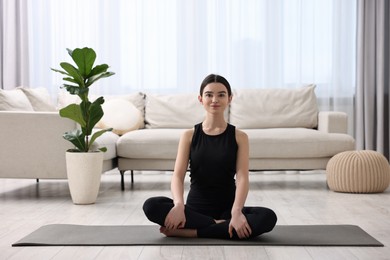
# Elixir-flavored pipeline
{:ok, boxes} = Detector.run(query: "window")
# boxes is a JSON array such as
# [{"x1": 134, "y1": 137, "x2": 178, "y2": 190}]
[{"x1": 27, "y1": 0, "x2": 356, "y2": 104}]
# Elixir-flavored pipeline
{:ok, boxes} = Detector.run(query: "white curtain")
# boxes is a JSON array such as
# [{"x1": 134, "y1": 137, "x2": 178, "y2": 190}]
[
  {"x1": 25, "y1": 0, "x2": 357, "y2": 133},
  {"x1": 0, "y1": 0, "x2": 29, "y2": 89}
]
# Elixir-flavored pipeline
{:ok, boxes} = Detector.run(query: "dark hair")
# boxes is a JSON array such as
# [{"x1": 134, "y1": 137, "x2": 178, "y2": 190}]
[{"x1": 200, "y1": 74, "x2": 232, "y2": 97}]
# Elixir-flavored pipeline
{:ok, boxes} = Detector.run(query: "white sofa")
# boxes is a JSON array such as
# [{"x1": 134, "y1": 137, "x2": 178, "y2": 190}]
[
  {"x1": 0, "y1": 111, "x2": 118, "y2": 179},
  {"x1": 116, "y1": 85, "x2": 355, "y2": 188},
  {"x1": 0, "y1": 86, "x2": 355, "y2": 189},
  {"x1": 0, "y1": 88, "x2": 118, "y2": 180}
]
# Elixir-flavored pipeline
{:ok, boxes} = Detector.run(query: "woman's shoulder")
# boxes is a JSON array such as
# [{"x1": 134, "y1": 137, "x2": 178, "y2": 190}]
[
  {"x1": 183, "y1": 128, "x2": 195, "y2": 136},
  {"x1": 181, "y1": 128, "x2": 195, "y2": 141},
  {"x1": 234, "y1": 128, "x2": 248, "y2": 143},
  {"x1": 229, "y1": 123, "x2": 246, "y2": 136}
]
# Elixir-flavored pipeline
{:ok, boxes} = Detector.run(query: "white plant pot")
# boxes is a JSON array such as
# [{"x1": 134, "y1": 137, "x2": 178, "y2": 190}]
[{"x1": 66, "y1": 151, "x2": 104, "y2": 205}]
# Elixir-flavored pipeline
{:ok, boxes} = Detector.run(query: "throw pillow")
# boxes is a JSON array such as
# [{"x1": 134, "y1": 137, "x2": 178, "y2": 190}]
[
  {"x1": 58, "y1": 91, "x2": 146, "y2": 129},
  {"x1": 93, "y1": 92, "x2": 145, "y2": 129},
  {"x1": 93, "y1": 92, "x2": 145, "y2": 116},
  {"x1": 18, "y1": 87, "x2": 57, "y2": 111},
  {"x1": 0, "y1": 88, "x2": 34, "y2": 111},
  {"x1": 229, "y1": 85, "x2": 318, "y2": 129},
  {"x1": 96, "y1": 98, "x2": 143, "y2": 135}
]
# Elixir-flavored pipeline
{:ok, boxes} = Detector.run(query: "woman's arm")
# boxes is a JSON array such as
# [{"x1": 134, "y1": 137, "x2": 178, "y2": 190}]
[
  {"x1": 229, "y1": 129, "x2": 251, "y2": 238},
  {"x1": 164, "y1": 129, "x2": 193, "y2": 230}
]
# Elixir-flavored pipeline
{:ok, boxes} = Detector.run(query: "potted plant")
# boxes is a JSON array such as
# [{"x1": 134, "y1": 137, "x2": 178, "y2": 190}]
[{"x1": 52, "y1": 47, "x2": 115, "y2": 204}]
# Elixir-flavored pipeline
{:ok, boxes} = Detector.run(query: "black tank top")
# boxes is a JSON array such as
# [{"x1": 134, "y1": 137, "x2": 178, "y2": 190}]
[{"x1": 186, "y1": 123, "x2": 238, "y2": 217}]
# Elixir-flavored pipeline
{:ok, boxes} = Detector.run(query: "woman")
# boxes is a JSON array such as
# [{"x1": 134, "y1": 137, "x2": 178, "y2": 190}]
[{"x1": 143, "y1": 74, "x2": 277, "y2": 239}]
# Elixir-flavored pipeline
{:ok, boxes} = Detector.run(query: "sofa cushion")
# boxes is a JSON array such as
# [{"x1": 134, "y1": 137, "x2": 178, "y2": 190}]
[
  {"x1": 145, "y1": 93, "x2": 205, "y2": 128},
  {"x1": 117, "y1": 127, "x2": 355, "y2": 161},
  {"x1": 117, "y1": 129, "x2": 187, "y2": 159},
  {"x1": 244, "y1": 128, "x2": 355, "y2": 158},
  {"x1": 230, "y1": 85, "x2": 318, "y2": 129},
  {"x1": 18, "y1": 87, "x2": 57, "y2": 111},
  {"x1": 0, "y1": 88, "x2": 34, "y2": 111},
  {"x1": 96, "y1": 98, "x2": 143, "y2": 135}
]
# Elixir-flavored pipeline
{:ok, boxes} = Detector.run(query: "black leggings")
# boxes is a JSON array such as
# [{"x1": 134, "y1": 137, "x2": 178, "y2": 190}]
[{"x1": 143, "y1": 196, "x2": 277, "y2": 239}]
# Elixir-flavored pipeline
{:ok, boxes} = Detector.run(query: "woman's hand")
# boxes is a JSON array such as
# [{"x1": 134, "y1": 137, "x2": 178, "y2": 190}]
[
  {"x1": 164, "y1": 204, "x2": 186, "y2": 230},
  {"x1": 228, "y1": 211, "x2": 252, "y2": 239}
]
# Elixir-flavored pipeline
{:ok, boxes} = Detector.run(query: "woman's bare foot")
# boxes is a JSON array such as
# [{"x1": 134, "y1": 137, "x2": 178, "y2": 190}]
[
  {"x1": 160, "y1": 226, "x2": 197, "y2": 238},
  {"x1": 214, "y1": 219, "x2": 226, "y2": 224}
]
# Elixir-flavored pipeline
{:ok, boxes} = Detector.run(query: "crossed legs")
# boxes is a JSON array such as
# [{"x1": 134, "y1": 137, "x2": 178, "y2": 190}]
[{"x1": 143, "y1": 196, "x2": 277, "y2": 239}]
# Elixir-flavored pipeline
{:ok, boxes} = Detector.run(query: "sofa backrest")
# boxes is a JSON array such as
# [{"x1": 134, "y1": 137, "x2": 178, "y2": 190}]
[
  {"x1": 4, "y1": 86, "x2": 319, "y2": 133},
  {"x1": 0, "y1": 87, "x2": 56, "y2": 111},
  {"x1": 229, "y1": 85, "x2": 318, "y2": 129},
  {"x1": 144, "y1": 92, "x2": 205, "y2": 128}
]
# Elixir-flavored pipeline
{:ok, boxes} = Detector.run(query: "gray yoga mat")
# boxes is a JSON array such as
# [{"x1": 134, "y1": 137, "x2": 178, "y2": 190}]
[{"x1": 12, "y1": 224, "x2": 383, "y2": 247}]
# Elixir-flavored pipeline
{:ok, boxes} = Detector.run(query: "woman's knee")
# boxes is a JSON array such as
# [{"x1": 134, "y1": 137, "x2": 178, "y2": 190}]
[
  {"x1": 143, "y1": 196, "x2": 173, "y2": 224},
  {"x1": 143, "y1": 197, "x2": 156, "y2": 216},
  {"x1": 245, "y1": 207, "x2": 277, "y2": 234},
  {"x1": 263, "y1": 208, "x2": 277, "y2": 231},
  {"x1": 255, "y1": 207, "x2": 277, "y2": 226}
]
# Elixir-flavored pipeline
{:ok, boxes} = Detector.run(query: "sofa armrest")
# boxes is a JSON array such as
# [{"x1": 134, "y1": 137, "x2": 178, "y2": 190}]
[
  {"x1": 317, "y1": 111, "x2": 348, "y2": 134},
  {"x1": 0, "y1": 111, "x2": 76, "y2": 179}
]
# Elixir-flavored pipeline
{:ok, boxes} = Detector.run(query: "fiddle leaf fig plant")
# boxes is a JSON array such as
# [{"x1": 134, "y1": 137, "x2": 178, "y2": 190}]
[{"x1": 51, "y1": 47, "x2": 115, "y2": 152}]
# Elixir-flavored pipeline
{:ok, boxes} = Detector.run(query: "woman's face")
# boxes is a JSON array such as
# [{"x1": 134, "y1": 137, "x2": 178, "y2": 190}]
[{"x1": 198, "y1": 82, "x2": 232, "y2": 114}]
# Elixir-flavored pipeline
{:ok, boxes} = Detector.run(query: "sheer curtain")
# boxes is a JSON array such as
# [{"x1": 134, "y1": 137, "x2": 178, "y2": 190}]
[
  {"x1": 0, "y1": 0, "x2": 29, "y2": 89},
  {"x1": 26, "y1": 0, "x2": 357, "y2": 133}
]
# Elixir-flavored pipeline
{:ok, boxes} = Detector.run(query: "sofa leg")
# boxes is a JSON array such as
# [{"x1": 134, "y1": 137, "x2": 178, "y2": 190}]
[
  {"x1": 120, "y1": 170, "x2": 125, "y2": 191},
  {"x1": 120, "y1": 170, "x2": 134, "y2": 191}
]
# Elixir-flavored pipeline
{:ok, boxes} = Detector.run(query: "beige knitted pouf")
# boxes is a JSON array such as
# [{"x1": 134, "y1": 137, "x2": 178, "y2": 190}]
[{"x1": 326, "y1": 150, "x2": 390, "y2": 193}]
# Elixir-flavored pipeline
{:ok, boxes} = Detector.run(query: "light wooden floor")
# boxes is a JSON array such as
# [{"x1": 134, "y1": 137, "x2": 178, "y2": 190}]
[{"x1": 1, "y1": 169, "x2": 389, "y2": 260}]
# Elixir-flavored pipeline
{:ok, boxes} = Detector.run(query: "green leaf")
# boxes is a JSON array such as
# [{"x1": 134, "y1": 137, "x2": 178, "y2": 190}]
[
  {"x1": 61, "y1": 84, "x2": 80, "y2": 95},
  {"x1": 66, "y1": 48, "x2": 73, "y2": 57},
  {"x1": 98, "y1": 147, "x2": 107, "y2": 152},
  {"x1": 89, "y1": 128, "x2": 112, "y2": 152},
  {"x1": 51, "y1": 68, "x2": 69, "y2": 76},
  {"x1": 60, "y1": 62, "x2": 84, "y2": 86},
  {"x1": 86, "y1": 97, "x2": 105, "y2": 135},
  {"x1": 88, "y1": 64, "x2": 109, "y2": 77},
  {"x1": 63, "y1": 129, "x2": 86, "y2": 152},
  {"x1": 86, "y1": 71, "x2": 115, "y2": 87},
  {"x1": 72, "y1": 48, "x2": 96, "y2": 78},
  {"x1": 63, "y1": 77, "x2": 78, "y2": 84},
  {"x1": 79, "y1": 100, "x2": 90, "y2": 130},
  {"x1": 59, "y1": 104, "x2": 86, "y2": 127}
]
